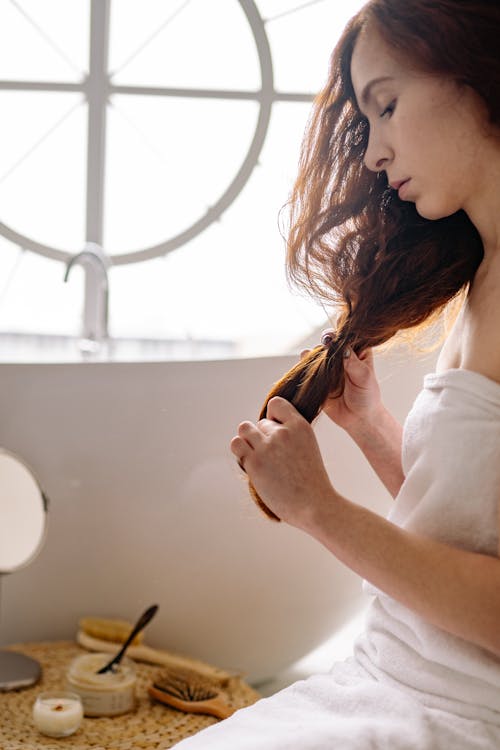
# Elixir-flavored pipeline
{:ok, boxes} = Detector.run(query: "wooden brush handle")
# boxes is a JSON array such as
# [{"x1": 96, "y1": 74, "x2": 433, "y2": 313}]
[
  {"x1": 148, "y1": 685, "x2": 236, "y2": 720},
  {"x1": 76, "y1": 630, "x2": 234, "y2": 686}
]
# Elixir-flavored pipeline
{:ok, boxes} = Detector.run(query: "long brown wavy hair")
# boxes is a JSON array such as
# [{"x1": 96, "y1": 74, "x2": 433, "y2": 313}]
[{"x1": 249, "y1": 0, "x2": 499, "y2": 521}]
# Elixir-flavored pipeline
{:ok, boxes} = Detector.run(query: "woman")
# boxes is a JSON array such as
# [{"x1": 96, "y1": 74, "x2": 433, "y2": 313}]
[{"x1": 175, "y1": 1, "x2": 500, "y2": 747}]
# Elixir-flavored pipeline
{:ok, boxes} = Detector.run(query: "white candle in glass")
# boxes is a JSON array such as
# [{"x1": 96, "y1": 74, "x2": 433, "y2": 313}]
[{"x1": 32, "y1": 691, "x2": 84, "y2": 737}]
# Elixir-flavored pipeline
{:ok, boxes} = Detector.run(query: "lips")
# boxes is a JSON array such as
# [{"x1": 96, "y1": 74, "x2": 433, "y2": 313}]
[{"x1": 389, "y1": 179, "x2": 410, "y2": 191}]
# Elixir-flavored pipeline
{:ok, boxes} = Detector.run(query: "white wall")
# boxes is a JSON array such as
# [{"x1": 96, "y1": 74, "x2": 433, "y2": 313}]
[{"x1": 0, "y1": 347, "x2": 437, "y2": 684}]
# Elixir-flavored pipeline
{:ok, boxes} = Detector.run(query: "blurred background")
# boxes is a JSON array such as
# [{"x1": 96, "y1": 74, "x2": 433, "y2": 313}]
[{"x1": 0, "y1": 0, "x2": 365, "y2": 363}]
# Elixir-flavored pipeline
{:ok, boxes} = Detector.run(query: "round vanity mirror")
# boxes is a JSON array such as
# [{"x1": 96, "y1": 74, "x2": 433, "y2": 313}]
[{"x1": 0, "y1": 449, "x2": 48, "y2": 690}]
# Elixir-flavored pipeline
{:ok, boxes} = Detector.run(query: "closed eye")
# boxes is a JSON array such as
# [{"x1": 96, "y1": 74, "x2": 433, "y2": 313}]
[{"x1": 380, "y1": 99, "x2": 396, "y2": 118}]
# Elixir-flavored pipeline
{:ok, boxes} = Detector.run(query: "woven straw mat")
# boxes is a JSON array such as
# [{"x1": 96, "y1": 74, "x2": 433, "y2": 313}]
[{"x1": 0, "y1": 641, "x2": 261, "y2": 750}]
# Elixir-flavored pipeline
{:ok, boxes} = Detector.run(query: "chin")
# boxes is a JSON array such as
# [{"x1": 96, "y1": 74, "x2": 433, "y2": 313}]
[{"x1": 414, "y1": 199, "x2": 458, "y2": 221}]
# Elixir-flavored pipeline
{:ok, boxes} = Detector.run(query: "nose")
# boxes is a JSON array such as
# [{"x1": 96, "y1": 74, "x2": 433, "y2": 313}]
[{"x1": 363, "y1": 129, "x2": 393, "y2": 173}]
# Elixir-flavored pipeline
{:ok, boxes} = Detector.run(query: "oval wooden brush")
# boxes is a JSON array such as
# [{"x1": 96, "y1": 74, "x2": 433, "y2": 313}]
[
  {"x1": 79, "y1": 616, "x2": 145, "y2": 646},
  {"x1": 149, "y1": 666, "x2": 237, "y2": 720},
  {"x1": 77, "y1": 620, "x2": 234, "y2": 687}
]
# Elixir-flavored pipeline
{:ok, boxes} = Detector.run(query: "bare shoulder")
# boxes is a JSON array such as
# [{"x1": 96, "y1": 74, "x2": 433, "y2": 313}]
[
  {"x1": 456, "y1": 267, "x2": 500, "y2": 383},
  {"x1": 440, "y1": 269, "x2": 500, "y2": 556}
]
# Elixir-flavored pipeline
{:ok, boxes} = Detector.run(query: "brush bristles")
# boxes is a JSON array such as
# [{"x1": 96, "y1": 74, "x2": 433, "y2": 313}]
[{"x1": 154, "y1": 667, "x2": 218, "y2": 702}]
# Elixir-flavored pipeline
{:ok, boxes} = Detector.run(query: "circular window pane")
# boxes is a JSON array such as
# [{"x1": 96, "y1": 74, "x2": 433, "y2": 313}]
[
  {"x1": 0, "y1": 91, "x2": 86, "y2": 252},
  {"x1": 105, "y1": 95, "x2": 259, "y2": 254}
]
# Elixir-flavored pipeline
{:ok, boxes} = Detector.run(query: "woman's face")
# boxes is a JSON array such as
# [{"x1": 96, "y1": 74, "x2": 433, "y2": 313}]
[{"x1": 350, "y1": 25, "x2": 497, "y2": 221}]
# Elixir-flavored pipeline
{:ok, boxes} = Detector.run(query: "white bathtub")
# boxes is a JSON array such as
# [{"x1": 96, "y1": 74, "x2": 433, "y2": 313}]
[{"x1": 0, "y1": 352, "x2": 433, "y2": 684}]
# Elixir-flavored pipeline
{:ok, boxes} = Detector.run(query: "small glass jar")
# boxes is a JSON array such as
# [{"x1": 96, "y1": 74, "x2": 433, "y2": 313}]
[
  {"x1": 66, "y1": 652, "x2": 137, "y2": 717},
  {"x1": 33, "y1": 691, "x2": 84, "y2": 737}
]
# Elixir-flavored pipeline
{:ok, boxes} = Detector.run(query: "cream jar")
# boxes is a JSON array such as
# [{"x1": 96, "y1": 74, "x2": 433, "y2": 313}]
[{"x1": 66, "y1": 653, "x2": 136, "y2": 717}]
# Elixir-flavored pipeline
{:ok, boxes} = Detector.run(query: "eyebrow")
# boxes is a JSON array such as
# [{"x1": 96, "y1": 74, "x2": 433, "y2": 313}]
[{"x1": 359, "y1": 75, "x2": 395, "y2": 108}]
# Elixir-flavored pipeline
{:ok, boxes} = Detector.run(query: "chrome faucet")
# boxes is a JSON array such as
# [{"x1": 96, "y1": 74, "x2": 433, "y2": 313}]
[{"x1": 64, "y1": 243, "x2": 109, "y2": 345}]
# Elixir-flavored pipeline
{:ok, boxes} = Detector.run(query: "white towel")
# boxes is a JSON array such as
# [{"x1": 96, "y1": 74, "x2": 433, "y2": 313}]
[
  {"x1": 173, "y1": 660, "x2": 500, "y2": 748},
  {"x1": 356, "y1": 369, "x2": 500, "y2": 725},
  {"x1": 174, "y1": 370, "x2": 500, "y2": 748}
]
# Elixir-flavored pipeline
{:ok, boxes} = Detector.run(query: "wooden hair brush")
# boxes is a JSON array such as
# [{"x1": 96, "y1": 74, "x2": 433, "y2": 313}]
[
  {"x1": 149, "y1": 665, "x2": 237, "y2": 720},
  {"x1": 77, "y1": 616, "x2": 234, "y2": 687}
]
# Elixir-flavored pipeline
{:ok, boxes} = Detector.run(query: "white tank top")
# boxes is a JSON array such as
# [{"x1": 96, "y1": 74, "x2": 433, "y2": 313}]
[{"x1": 354, "y1": 368, "x2": 500, "y2": 724}]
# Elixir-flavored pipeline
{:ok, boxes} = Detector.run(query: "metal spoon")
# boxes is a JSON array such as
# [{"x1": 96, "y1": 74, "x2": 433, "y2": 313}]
[{"x1": 96, "y1": 604, "x2": 159, "y2": 674}]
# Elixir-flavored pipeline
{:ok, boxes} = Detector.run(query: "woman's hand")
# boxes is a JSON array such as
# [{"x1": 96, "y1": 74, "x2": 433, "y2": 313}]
[
  {"x1": 230, "y1": 396, "x2": 336, "y2": 530},
  {"x1": 309, "y1": 334, "x2": 384, "y2": 435},
  {"x1": 304, "y1": 333, "x2": 404, "y2": 497}
]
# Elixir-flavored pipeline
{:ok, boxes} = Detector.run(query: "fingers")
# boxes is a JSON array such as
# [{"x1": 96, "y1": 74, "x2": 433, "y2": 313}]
[
  {"x1": 343, "y1": 347, "x2": 375, "y2": 387},
  {"x1": 231, "y1": 432, "x2": 252, "y2": 474},
  {"x1": 230, "y1": 435, "x2": 247, "y2": 457},
  {"x1": 231, "y1": 399, "x2": 301, "y2": 465},
  {"x1": 265, "y1": 396, "x2": 301, "y2": 424},
  {"x1": 231, "y1": 421, "x2": 263, "y2": 452},
  {"x1": 357, "y1": 347, "x2": 374, "y2": 366},
  {"x1": 231, "y1": 419, "x2": 267, "y2": 472}
]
